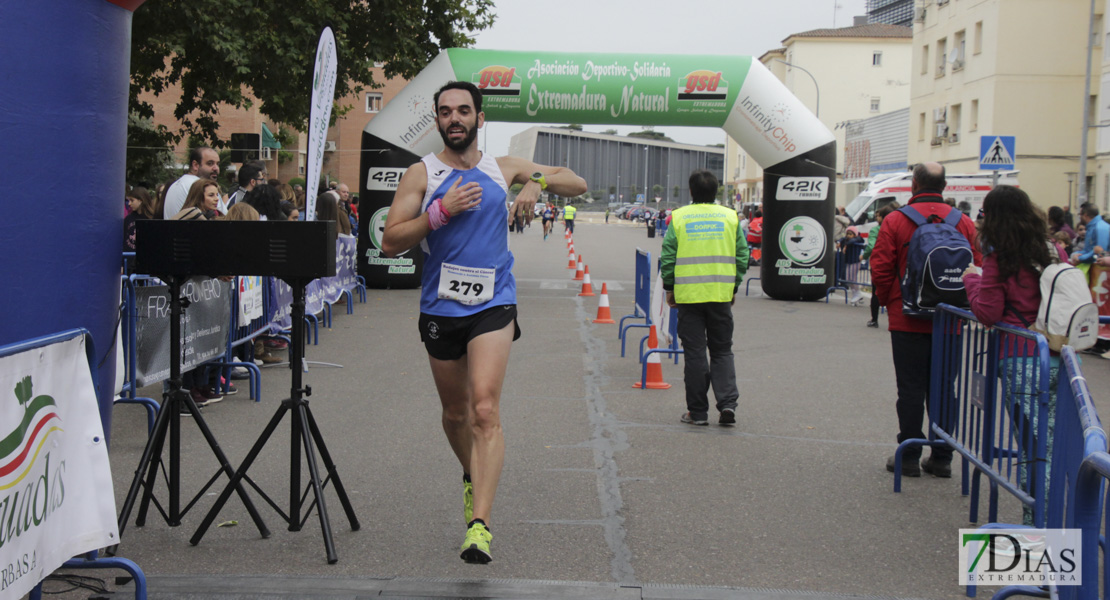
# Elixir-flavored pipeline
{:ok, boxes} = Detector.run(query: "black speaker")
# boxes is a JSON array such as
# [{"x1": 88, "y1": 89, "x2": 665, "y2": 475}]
[
  {"x1": 230, "y1": 133, "x2": 261, "y2": 164},
  {"x1": 136, "y1": 220, "x2": 337, "y2": 279}
]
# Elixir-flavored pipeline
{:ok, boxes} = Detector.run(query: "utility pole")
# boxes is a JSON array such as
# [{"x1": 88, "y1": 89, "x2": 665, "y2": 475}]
[{"x1": 1078, "y1": 0, "x2": 1096, "y2": 208}]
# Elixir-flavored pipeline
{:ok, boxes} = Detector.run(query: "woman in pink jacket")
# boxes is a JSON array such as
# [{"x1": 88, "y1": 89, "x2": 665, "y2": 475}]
[{"x1": 962, "y1": 185, "x2": 1068, "y2": 525}]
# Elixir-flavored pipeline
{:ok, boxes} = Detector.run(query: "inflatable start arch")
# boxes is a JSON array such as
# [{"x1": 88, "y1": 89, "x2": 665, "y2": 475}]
[{"x1": 359, "y1": 49, "x2": 836, "y2": 301}]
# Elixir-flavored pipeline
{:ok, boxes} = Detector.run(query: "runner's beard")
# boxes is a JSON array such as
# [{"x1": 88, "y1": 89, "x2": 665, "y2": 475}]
[{"x1": 438, "y1": 122, "x2": 478, "y2": 152}]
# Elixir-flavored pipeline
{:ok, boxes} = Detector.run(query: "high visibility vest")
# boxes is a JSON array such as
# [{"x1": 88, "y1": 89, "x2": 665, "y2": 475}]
[
  {"x1": 564, "y1": 205, "x2": 577, "y2": 219},
  {"x1": 672, "y1": 203, "x2": 739, "y2": 303}
]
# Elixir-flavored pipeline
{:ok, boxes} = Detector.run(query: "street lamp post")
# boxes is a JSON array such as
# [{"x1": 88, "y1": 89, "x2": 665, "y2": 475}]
[
  {"x1": 773, "y1": 58, "x2": 819, "y2": 118},
  {"x1": 643, "y1": 146, "x2": 648, "y2": 206}
]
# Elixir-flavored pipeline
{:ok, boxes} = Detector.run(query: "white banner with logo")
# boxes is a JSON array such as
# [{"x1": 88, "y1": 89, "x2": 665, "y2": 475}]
[
  {"x1": 0, "y1": 335, "x2": 118, "y2": 599},
  {"x1": 305, "y1": 27, "x2": 338, "y2": 222},
  {"x1": 238, "y1": 276, "x2": 264, "y2": 324},
  {"x1": 650, "y1": 273, "x2": 673, "y2": 347}
]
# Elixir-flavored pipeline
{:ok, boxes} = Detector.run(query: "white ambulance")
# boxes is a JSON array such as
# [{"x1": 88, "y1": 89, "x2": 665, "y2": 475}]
[{"x1": 844, "y1": 171, "x2": 1019, "y2": 235}]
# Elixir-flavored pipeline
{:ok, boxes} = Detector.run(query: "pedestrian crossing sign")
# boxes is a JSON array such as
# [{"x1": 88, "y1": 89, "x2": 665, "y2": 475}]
[{"x1": 979, "y1": 135, "x2": 1016, "y2": 171}]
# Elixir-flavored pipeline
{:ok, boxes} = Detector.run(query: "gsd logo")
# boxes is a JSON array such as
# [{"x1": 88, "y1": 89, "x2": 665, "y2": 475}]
[
  {"x1": 1, "y1": 376, "x2": 62, "y2": 492},
  {"x1": 473, "y1": 65, "x2": 521, "y2": 96},
  {"x1": 678, "y1": 70, "x2": 728, "y2": 101}
]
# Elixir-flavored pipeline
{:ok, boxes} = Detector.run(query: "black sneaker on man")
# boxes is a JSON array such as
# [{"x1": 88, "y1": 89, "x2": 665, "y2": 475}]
[
  {"x1": 921, "y1": 456, "x2": 952, "y2": 478},
  {"x1": 719, "y1": 408, "x2": 736, "y2": 426},
  {"x1": 680, "y1": 412, "x2": 708, "y2": 426},
  {"x1": 885, "y1": 454, "x2": 921, "y2": 477}
]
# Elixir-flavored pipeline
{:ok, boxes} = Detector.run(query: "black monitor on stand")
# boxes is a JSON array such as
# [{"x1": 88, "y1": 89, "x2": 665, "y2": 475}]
[{"x1": 122, "y1": 220, "x2": 359, "y2": 563}]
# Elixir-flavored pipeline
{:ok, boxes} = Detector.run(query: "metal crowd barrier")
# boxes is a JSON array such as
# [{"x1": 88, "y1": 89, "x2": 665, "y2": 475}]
[
  {"x1": 115, "y1": 275, "x2": 160, "y2": 433},
  {"x1": 619, "y1": 248, "x2": 653, "y2": 357},
  {"x1": 892, "y1": 305, "x2": 1053, "y2": 531},
  {"x1": 208, "y1": 276, "x2": 267, "y2": 401},
  {"x1": 639, "y1": 306, "x2": 683, "y2": 388},
  {"x1": 963, "y1": 345, "x2": 1107, "y2": 598},
  {"x1": 825, "y1": 245, "x2": 870, "y2": 304}
]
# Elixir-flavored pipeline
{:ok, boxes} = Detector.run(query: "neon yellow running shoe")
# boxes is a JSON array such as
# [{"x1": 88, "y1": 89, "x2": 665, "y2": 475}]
[
  {"x1": 463, "y1": 476, "x2": 474, "y2": 524},
  {"x1": 460, "y1": 521, "x2": 492, "y2": 564}
]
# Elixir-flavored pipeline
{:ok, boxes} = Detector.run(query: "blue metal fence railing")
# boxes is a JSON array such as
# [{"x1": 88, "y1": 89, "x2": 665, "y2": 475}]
[
  {"x1": 208, "y1": 276, "x2": 266, "y2": 401},
  {"x1": 893, "y1": 304, "x2": 1053, "y2": 532},
  {"x1": 639, "y1": 306, "x2": 683, "y2": 388},
  {"x1": 963, "y1": 346, "x2": 1107, "y2": 598},
  {"x1": 619, "y1": 249, "x2": 652, "y2": 358},
  {"x1": 825, "y1": 246, "x2": 871, "y2": 304},
  {"x1": 115, "y1": 275, "x2": 160, "y2": 433}
]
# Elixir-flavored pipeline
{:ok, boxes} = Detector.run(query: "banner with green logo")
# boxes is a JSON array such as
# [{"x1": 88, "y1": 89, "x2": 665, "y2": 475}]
[{"x1": 360, "y1": 49, "x2": 837, "y2": 300}]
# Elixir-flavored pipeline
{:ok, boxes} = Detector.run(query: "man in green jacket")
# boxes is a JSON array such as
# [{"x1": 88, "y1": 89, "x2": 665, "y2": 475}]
[{"x1": 661, "y1": 170, "x2": 749, "y2": 426}]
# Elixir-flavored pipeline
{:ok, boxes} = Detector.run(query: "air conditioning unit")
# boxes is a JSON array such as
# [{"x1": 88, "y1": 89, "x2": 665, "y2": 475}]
[
  {"x1": 324, "y1": 141, "x2": 337, "y2": 152},
  {"x1": 951, "y1": 59, "x2": 964, "y2": 71},
  {"x1": 935, "y1": 122, "x2": 949, "y2": 138},
  {"x1": 914, "y1": 7, "x2": 926, "y2": 22},
  {"x1": 948, "y1": 133, "x2": 960, "y2": 144}
]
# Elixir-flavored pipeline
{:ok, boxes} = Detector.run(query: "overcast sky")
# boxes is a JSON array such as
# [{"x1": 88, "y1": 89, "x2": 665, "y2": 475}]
[{"x1": 471, "y1": 0, "x2": 869, "y2": 155}]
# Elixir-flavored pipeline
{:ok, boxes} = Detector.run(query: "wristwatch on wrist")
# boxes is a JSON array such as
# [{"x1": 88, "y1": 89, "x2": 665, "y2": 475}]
[{"x1": 530, "y1": 172, "x2": 547, "y2": 190}]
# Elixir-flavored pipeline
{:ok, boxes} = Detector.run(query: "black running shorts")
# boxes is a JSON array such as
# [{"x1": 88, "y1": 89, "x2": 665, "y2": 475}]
[{"x1": 419, "y1": 304, "x2": 521, "y2": 361}]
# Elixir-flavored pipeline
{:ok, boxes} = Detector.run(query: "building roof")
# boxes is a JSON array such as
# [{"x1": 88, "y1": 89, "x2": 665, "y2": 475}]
[{"x1": 784, "y1": 23, "x2": 912, "y2": 44}]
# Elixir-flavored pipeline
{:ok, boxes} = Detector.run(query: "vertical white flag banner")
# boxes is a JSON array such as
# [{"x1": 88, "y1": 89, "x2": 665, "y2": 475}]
[
  {"x1": 0, "y1": 335, "x2": 118, "y2": 599},
  {"x1": 305, "y1": 27, "x2": 338, "y2": 222}
]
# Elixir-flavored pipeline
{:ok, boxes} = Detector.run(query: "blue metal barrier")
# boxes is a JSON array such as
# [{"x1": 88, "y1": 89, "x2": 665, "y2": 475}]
[
  {"x1": 894, "y1": 305, "x2": 1053, "y2": 532},
  {"x1": 640, "y1": 306, "x2": 683, "y2": 388},
  {"x1": 619, "y1": 248, "x2": 652, "y2": 357},
  {"x1": 825, "y1": 245, "x2": 870, "y2": 304},
  {"x1": 208, "y1": 276, "x2": 266, "y2": 401},
  {"x1": 114, "y1": 275, "x2": 159, "y2": 433},
  {"x1": 1, "y1": 329, "x2": 148, "y2": 600},
  {"x1": 963, "y1": 346, "x2": 1107, "y2": 598}
]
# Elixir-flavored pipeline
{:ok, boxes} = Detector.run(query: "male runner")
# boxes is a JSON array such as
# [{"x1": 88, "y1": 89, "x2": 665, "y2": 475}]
[{"x1": 381, "y1": 81, "x2": 587, "y2": 563}]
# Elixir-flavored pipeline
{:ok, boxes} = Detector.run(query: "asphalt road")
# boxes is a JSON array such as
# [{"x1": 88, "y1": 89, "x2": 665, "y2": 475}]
[{"x1": 51, "y1": 218, "x2": 1110, "y2": 600}]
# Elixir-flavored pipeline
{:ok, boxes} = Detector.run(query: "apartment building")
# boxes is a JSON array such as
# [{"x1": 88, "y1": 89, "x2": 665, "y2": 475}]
[
  {"x1": 910, "y1": 0, "x2": 1102, "y2": 209},
  {"x1": 727, "y1": 21, "x2": 913, "y2": 206}
]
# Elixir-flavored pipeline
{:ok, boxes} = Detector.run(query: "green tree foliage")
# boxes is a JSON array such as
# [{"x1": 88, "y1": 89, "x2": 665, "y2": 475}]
[
  {"x1": 627, "y1": 130, "x2": 673, "y2": 142},
  {"x1": 129, "y1": 0, "x2": 495, "y2": 148}
]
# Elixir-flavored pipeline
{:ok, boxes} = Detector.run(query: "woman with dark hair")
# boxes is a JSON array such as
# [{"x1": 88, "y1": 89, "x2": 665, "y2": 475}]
[
  {"x1": 1047, "y1": 205, "x2": 1076, "y2": 244},
  {"x1": 243, "y1": 183, "x2": 286, "y2": 221},
  {"x1": 316, "y1": 190, "x2": 353, "y2": 236},
  {"x1": 961, "y1": 185, "x2": 1068, "y2": 525},
  {"x1": 124, "y1": 186, "x2": 156, "y2": 252}
]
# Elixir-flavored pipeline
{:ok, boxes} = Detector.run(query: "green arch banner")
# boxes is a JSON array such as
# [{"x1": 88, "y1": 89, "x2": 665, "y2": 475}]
[{"x1": 359, "y1": 49, "x2": 836, "y2": 301}]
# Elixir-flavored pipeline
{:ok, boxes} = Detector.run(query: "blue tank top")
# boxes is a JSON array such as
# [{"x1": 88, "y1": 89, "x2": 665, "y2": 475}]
[{"x1": 419, "y1": 153, "x2": 515, "y2": 316}]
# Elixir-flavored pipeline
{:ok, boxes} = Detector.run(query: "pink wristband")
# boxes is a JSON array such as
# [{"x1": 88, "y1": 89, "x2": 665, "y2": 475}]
[{"x1": 428, "y1": 197, "x2": 451, "y2": 230}]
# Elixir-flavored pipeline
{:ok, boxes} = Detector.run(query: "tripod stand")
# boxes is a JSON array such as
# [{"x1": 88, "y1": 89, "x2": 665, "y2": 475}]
[
  {"x1": 116, "y1": 275, "x2": 270, "y2": 538},
  {"x1": 191, "y1": 276, "x2": 360, "y2": 563}
]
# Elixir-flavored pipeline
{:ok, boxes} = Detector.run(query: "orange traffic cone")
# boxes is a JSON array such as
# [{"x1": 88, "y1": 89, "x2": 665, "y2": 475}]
[
  {"x1": 593, "y1": 283, "x2": 615, "y2": 323},
  {"x1": 573, "y1": 256, "x2": 585, "y2": 281},
  {"x1": 578, "y1": 266, "x2": 595, "y2": 296},
  {"x1": 567, "y1": 249, "x2": 577, "y2": 269},
  {"x1": 633, "y1": 325, "x2": 671, "y2": 389}
]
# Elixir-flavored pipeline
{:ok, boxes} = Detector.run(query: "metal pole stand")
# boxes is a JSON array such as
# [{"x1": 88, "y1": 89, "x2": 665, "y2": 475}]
[
  {"x1": 189, "y1": 278, "x2": 360, "y2": 563},
  {"x1": 116, "y1": 276, "x2": 270, "y2": 539}
]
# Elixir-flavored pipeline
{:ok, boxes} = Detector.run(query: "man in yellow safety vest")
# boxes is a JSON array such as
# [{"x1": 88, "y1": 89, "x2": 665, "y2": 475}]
[
  {"x1": 661, "y1": 169, "x2": 749, "y2": 426},
  {"x1": 562, "y1": 203, "x2": 577, "y2": 233}
]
